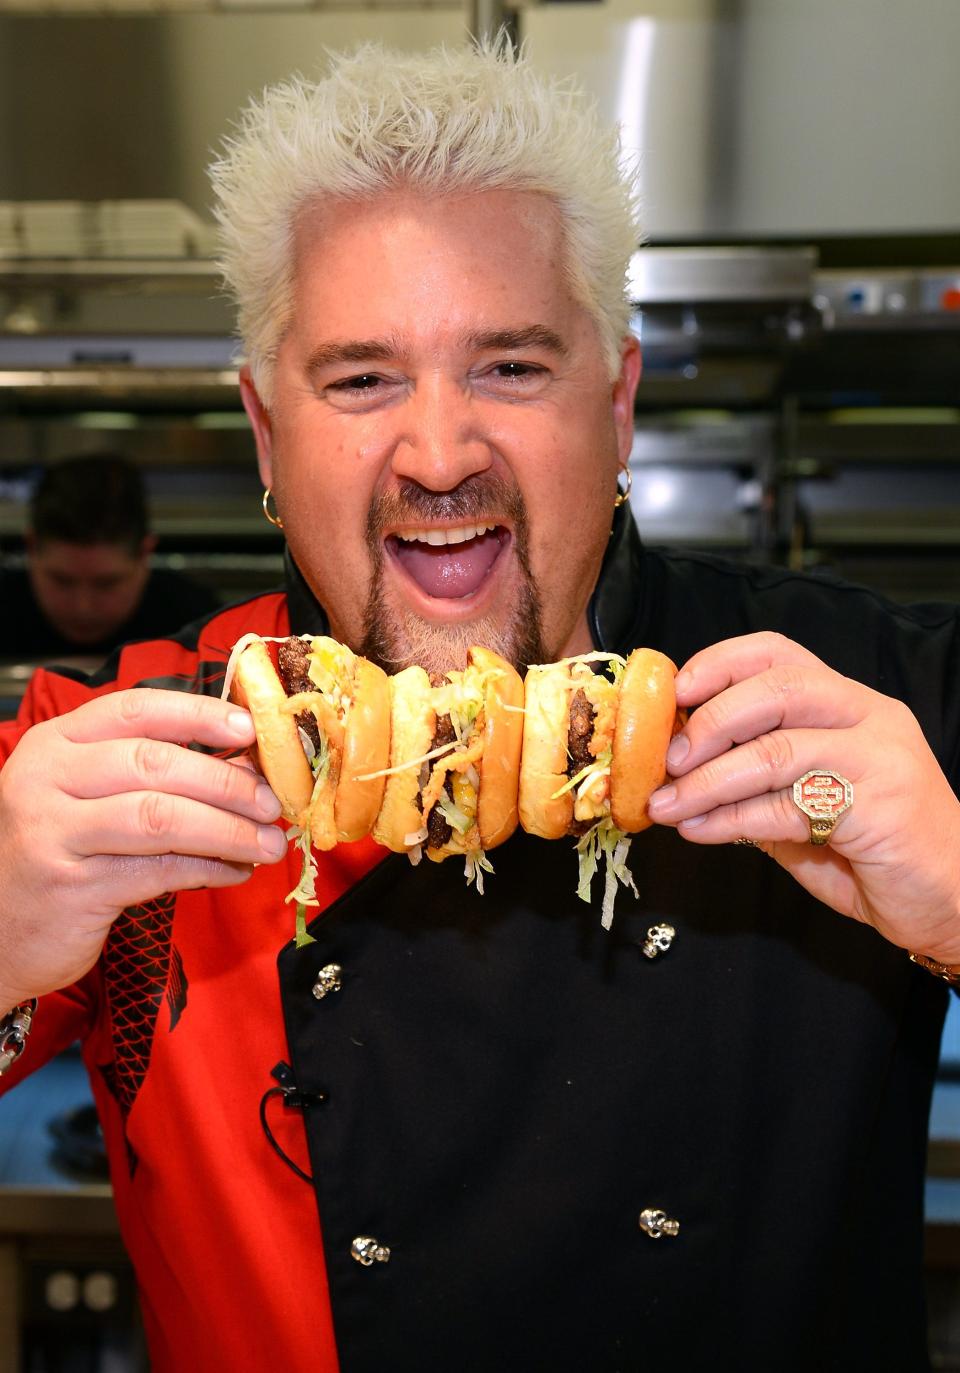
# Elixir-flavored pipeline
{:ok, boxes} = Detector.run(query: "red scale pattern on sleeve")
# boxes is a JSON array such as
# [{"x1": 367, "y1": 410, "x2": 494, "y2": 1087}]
[
  {"x1": 99, "y1": 893, "x2": 178, "y2": 1167},
  {"x1": 1, "y1": 596, "x2": 391, "y2": 1369}
]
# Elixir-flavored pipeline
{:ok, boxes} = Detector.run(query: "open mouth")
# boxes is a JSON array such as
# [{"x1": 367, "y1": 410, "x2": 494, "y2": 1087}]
[{"x1": 385, "y1": 522, "x2": 510, "y2": 600}]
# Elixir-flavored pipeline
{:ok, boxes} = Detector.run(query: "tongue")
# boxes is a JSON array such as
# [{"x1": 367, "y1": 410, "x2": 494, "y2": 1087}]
[{"x1": 390, "y1": 530, "x2": 503, "y2": 600}]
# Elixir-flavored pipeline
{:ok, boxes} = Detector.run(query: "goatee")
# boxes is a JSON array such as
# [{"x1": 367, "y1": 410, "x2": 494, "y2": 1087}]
[{"x1": 359, "y1": 475, "x2": 546, "y2": 677}]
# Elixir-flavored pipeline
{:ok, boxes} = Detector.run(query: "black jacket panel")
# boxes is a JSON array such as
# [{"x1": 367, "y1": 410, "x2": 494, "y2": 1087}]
[{"x1": 280, "y1": 515, "x2": 959, "y2": 1372}]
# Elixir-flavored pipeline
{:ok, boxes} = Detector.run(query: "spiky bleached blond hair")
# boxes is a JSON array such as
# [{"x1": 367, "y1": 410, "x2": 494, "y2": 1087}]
[{"x1": 210, "y1": 39, "x2": 641, "y2": 406}]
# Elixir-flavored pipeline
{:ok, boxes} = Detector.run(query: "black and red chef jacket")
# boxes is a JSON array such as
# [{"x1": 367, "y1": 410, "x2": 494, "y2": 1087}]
[{"x1": 2, "y1": 508, "x2": 959, "y2": 1372}]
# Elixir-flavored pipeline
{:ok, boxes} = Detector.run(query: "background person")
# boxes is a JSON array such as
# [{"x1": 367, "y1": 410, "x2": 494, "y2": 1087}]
[
  {"x1": 0, "y1": 42, "x2": 958, "y2": 1373},
  {"x1": 3, "y1": 452, "x2": 220, "y2": 660}
]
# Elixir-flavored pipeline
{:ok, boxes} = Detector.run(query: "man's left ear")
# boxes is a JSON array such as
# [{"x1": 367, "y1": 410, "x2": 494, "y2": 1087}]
[
  {"x1": 612, "y1": 335, "x2": 642, "y2": 465},
  {"x1": 239, "y1": 366, "x2": 275, "y2": 488}
]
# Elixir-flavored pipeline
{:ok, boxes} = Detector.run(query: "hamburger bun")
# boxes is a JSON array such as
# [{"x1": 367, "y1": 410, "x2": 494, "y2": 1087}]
[
  {"x1": 372, "y1": 665, "x2": 435, "y2": 853},
  {"x1": 519, "y1": 648, "x2": 681, "y2": 840},
  {"x1": 229, "y1": 637, "x2": 314, "y2": 823},
  {"x1": 610, "y1": 648, "x2": 684, "y2": 833},
  {"x1": 229, "y1": 634, "x2": 390, "y2": 846},
  {"x1": 373, "y1": 646, "x2": 524, "y2": 863}
]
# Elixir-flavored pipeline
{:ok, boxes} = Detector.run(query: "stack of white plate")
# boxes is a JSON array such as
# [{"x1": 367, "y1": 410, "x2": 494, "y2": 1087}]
[
  {"x1": 20, "y1": 201, "x2": 93, "y2": 257},
  {"x1": 96, "y1": 199, "x2": 209, "y2": 258},
  {"x1": 0, "y1": 199, "x2": 216, "y2": 259}
]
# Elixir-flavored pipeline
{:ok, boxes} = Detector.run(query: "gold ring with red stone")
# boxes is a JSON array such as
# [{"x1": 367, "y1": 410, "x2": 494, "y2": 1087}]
[{"x1": 792, "y1": 769, "x2": 853, "y2": 846}]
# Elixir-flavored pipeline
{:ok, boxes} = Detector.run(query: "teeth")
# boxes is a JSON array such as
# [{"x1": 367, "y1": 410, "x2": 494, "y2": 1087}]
[{"x1": 395, "y1": 523, "x2": 495, "y2": 547}]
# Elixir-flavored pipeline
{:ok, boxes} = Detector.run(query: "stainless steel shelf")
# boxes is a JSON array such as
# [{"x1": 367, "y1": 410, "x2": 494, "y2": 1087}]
[
  {"x1": 630, "y1": 247, "x2": 816, "y2": 305},
  {"x1": 0, "y1": 258, "x2": 217, "y2": 281},
  {"x1": 0, "y1": 367, "x2": 237, "y2": 387}
]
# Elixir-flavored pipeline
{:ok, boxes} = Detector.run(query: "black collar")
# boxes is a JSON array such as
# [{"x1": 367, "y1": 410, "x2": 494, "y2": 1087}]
[
  {"x1": 284, "y1": 546, "x2": 330, "y2": 638},
  {"x1": 586, "y1": 504, "x2": 648, "y2": 654}
]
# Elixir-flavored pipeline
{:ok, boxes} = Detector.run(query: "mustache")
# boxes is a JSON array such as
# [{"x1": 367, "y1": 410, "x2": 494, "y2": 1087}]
[
  {"x1": 358, "y1": 473, "x2": 545, "y2": 675},
  {"x1": 365, "y1": 474, "x2": 527, "y2": 545}
]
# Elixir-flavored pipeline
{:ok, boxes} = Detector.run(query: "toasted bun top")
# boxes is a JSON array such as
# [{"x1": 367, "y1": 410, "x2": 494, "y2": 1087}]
[
  {"x1": 425, "y1": 645, "x2": 524, "y2": 859},
  {"x1": 469, "y1": 645, "x2": 524, "y2": 851},
  {"x1": 518, "y1": 661, "x2": 576, "y2": 840},
  {"x1": 609, "y1": 648, "x2": 679, "y2": 833},
  {"x1": 372, "y1": 665, "x2": 435, "y2": 853},
  {"x1": 230, "y1": 639, "x2": 313, "y2": 824},
  {"x1": 334, "y1": 655, "x2": 391, "y2": 843}
]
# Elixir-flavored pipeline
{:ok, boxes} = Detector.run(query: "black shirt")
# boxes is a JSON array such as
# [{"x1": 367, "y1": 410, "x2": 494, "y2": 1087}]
[{"x1": 1, "y1": 566, "x2": 221, "y2": 662}]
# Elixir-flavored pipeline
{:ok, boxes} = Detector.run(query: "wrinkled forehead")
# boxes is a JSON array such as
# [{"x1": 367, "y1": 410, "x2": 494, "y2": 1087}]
[{"x1": 284, "y1": 187, "x2": 595, "y2": 358}]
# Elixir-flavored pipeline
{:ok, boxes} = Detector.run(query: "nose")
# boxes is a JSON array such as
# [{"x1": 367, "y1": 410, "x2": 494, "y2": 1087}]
[
  {"x1": 60, "y1": 585, "x2": 103, "y2": 638},
  {"x1": 69, "y1": 585, "x2": 97, "y2": 620},
  {"x1": 390, "y1": 374, "x2": 491, "y2": 492}
]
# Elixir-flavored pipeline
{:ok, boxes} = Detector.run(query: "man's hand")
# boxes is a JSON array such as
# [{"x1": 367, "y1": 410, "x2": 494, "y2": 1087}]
[
  {"x1": 0, "y1": 689, "x2": 286, "y2": 1009},
  {"x1": 647, "y1": 632, "x2": 960, "y2": 964}
]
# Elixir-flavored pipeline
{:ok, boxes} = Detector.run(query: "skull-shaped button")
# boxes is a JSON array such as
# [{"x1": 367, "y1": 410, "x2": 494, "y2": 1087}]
[
  {"x1": 641, "y1": 924, "x2": 676, "y2": 960},
  {"x1": 351, "y1": 1236, "x2": 390, "y2": 1266},
  {"x1": 639, "y1": 1207, "x2": 680, "y2": 1239},
  {"x1": 312, "y1": 964, "x2": 343, "y2": 1000}
]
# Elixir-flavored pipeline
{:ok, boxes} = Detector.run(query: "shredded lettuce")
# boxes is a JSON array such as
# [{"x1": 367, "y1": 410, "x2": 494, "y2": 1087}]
[
  {"x1": 433, "y1": 667, "x2": 504, "y2": 743},
  {"x1": 297, "y1": 725, "x2": 315, "y2": 762},
  {"x1": 551, "y1": 748, "x2": 612, "y2": 801},
  {"x1": 294, "y1": 905, "x2": 315, "y2": 949},
  {"x1": 355, "y1": 738, "x2": 459, "y2": 783},
  {"x1": 310, "y1": 730, "x2": 330, "y2": 784},
  {"x1": 285, "y1": 826, "x2": 318, "y2": 948},
  {"x1": 574, "y1": 818, "x2": 639, "y2": 930},
  {"x1": 436, "y1": 791, "x2": 473, "y2": 835},
  {"x1": 528, "y1": 650, "x2": 627, "y2": 677},
  {"x1": 450, "y1": 694, "x2": 482, "y2": 743},
  {"x1": 464, "y1": 850, "x2": 495, "y2": 894}
]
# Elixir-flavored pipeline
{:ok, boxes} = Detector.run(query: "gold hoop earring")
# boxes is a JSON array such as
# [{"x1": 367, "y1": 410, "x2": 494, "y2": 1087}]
[
  {"x1": 262, "y1": 487, "x2": 284, "y2": 530},
  {"x1": 613, "y1": 466, "x2": 632, "y2": 509}
]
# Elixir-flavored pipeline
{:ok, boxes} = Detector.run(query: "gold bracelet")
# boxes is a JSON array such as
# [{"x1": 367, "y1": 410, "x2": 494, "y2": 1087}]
[{"x1": 909, "y1": 952, "x2": 960, "y2": 986}]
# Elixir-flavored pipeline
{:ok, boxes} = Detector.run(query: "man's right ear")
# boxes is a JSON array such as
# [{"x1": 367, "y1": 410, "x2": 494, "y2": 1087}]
[{"x1": 239, "y1": 366, "x2": 274, "y2": 489}]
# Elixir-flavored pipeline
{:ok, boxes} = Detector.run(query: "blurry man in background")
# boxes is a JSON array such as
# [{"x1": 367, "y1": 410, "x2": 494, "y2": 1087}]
[{"x1": 4, "y1": 453, "x2": 220, "y2": 660}]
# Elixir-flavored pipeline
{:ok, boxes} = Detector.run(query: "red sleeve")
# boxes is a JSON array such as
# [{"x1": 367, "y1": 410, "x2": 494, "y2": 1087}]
[
  {"x1": 0, "y1": 679, "x2": 101, "y2": 1088},
  {"x1": 0, "y1": 978, "x2": 99, "y2": 1097},
  {"x1": 0, "y1": 594, "x2": 292, "y2": 1089},
  {"x1": 0, "y1": 717, "x2": 26, "y2": 768},
  {"x1": 0, "y1": 662, "x2": 69, "y2": 764}
]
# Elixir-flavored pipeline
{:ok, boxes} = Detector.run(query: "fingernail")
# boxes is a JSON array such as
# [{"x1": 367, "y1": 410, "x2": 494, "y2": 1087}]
[
  {"x1": 675, "y1": 670, "x2": 692, "y2": 696},
  {"x1": 255, "y1": 782, "x2": 282, "y2": 819},
  {"x1": 679, "y1": 814, "x2": 706, "y2": 829},
  {"x1": 666, "y1": 734, "x2": 689, "y2": 768},
  {"x1": 258, "y1": 824, "x2": 287, "y2": 858},
  {"x1": 647, "y1": 785, "x2": 676, "y2": 816},
  {"x1": 228, "y1": 708, "x2": 255, "y2": 737}
]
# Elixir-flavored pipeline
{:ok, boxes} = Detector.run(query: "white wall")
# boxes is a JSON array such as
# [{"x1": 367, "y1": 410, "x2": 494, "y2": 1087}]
[
  {"x1": 1, "y1": 0, "x2": 959, "y2": 238},
  {"x1": 163, "y1": 9, "x2": 470, "y2": 215},
  {"x1": 524, "y1": 0, "x2": 960, "y2": 237}
]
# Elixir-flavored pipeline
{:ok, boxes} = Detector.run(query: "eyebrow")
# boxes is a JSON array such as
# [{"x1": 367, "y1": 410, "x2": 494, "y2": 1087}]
[
  {"x1": 304, "y1": 324, "x2": 569, "y2": 376},
  {"x1": 466, "y1": 326, "x2": 569, "y2": 357},
  {"x1": 305, "y1": 338, "x2": 398, "y2": 373}
]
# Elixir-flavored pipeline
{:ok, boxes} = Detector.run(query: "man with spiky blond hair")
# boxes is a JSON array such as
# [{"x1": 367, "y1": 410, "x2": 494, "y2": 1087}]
[{"x1": 0, "y1": 40, "x2": 959, "y2": 1372}]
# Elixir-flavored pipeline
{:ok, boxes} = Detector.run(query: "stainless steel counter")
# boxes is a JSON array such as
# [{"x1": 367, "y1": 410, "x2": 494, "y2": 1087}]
[{"x1": 0, "y1": 1050, "x2": 132, "y2": 1373}]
